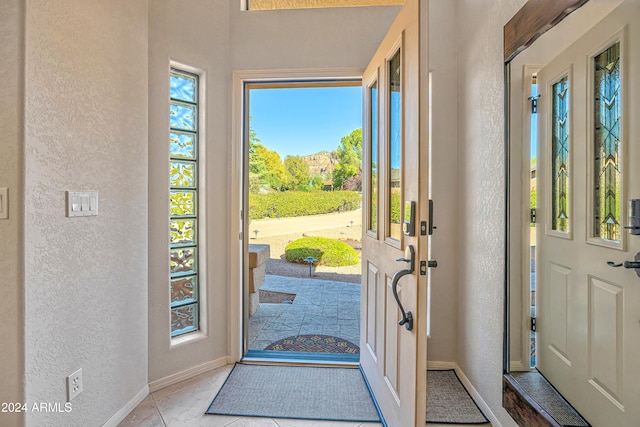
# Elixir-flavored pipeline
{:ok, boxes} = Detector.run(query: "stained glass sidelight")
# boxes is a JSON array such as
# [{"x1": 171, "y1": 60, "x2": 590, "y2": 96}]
[
  {"x1": 388, "y1": 49, "x2": 402, "y2": 241},
  {"x1": 170, "y1": 68, "x2": 199, "y2": 336},
  {"x1": 593, "y1": 42, "x2": 621, "y2": 242},
  {"x1": 369, "y1": 81, "x2": 378, "y2": 233},
  {"x1": 551, "y1": 76, "x2": 570, "y2": 233}
]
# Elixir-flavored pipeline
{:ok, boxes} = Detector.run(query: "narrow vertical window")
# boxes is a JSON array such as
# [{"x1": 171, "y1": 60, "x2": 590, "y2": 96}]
[
  {"x1": 169, "y1": 69, "x2": 199, "y2": 336},
  {"x1": 593, "y1": 41, "x2": 621, "y2": 242},
  {"x1": 369, "y1": 81, "x2": 379, "y2": 233},
  {"x1": 551, "y1": 76, "x2": 570, "y2": 233},
  {"x1": 388, "y1": 49, "x2": 402, "y2": 241}
]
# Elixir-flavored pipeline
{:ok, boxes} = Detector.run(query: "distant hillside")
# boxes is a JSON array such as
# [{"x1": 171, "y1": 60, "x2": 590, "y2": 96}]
[{"x1": 301, "y1": 150, "x2": 337, "y2": 178}]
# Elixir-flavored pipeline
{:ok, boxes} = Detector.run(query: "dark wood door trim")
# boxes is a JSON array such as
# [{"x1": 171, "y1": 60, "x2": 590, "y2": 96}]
[{"x1": 504, "y1": 0, "x2": 589, "y2": 62}]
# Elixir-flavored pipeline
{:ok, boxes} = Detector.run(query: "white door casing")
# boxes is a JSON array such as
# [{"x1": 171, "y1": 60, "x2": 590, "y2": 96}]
[
  {"x1": 360, "y1": 0, "x2": 429, "y2": 425},
  {"x1": 536, "y1": 1, "x2": 640, "y2": 425}
]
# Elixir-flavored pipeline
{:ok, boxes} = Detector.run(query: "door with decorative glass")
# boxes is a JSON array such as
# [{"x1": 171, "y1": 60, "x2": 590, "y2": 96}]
[
  {"x1": 536, "y1": 1, "x2": 640, "y2": 425},
  {"x1": 360, "y1": 0, "x2": 429, "y2": 425}
]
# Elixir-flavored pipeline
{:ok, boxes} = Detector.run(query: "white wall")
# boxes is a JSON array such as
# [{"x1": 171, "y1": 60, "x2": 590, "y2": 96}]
[
  {"x1": 148, "y1": 0, "x2": 232, "y2": 384},
  {"x1": 0, "y1": 1, "x2": 24, "y2": 426},
  {"x1": 456, "y1": 0, "x2": 525, "y2": 425},
  {"x1": 427, "y1": 0, "x2": 458, "y2": 363},
  {"x1": 23, "y1": 1, "x2": 149, "y2": 425},
  {"x1": 230, "y1": 5, "x2": 401, "y2": 70},
  {"x1": 147, "y1": 2, "x2": 401, "y2": 383}
]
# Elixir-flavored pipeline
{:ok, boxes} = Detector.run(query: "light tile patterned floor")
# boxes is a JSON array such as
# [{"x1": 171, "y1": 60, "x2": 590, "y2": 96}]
[
  {"x1": 248, "y1": 275, "x2": 361, "y2": 351},
  {"x1": 118, "y1": 365, "x2": 382, "y2": 427},
  {"x1": 119, "y1": 364, "x2": 491, "y2": 426}
]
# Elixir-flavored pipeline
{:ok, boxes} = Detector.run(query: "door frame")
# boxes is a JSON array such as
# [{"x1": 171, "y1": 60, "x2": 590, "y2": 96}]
[{"x1": 229, "y1": 68, "x2": 365, "y2": 362}]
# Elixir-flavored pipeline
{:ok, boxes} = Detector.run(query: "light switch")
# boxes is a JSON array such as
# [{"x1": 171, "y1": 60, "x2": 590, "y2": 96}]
[
  {"x1": 0, "y1": 188, "x2": 8, "y2": 219},
  {"x1": 67, "y1": 191, "x2": 98, "y2": 217}
]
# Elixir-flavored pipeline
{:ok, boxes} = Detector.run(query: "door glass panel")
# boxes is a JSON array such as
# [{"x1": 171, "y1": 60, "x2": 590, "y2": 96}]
[
  {"x1": 369, "y1": 81, "x2": 379, "y2": 233},
  {"x1": 388, "y1": 49, "x2": 402, "y2": 241},
  {"x1": 593, "y1": 41, "x2": 622, "y2": 242},
  {"x1": 551, "y1": 76, "x2": 570, "y2": 233}
]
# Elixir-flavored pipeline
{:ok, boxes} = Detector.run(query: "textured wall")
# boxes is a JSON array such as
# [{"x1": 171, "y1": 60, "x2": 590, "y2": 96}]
[
  {"x1": 0, "y1": 1, "x2": 25, "y2": 426},
  {"x1": 23, "y1": 0, "x2": 149, "y2": 425},
  {"x1": 147, "y1": 1, "x2": 400, "y2": 383},
  {"x1": 230, "y1": 5, "x2": 401, "y2": 70},
  {"x1": 427, "y1": 0, "x2": 459, "y2": 363},
  {"x1": 148, "y1": 0, "x2": 232, "y2": 382},
  {"x1": 456, "y1": 0, "x2": 525, "y2": 426}
]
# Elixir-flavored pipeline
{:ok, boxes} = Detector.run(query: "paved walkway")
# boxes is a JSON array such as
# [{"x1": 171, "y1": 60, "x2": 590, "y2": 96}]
[
  {"x1": 249, "y1": 209, "x2": 362, "y2": 238},
  {"x1": 248, "y1": 274, "x2": 361, "y2": 351}
]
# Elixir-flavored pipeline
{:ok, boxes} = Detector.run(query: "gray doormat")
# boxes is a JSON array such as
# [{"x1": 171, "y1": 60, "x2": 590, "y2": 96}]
[
  {"x1": 427, "y1": 370, "x2": 489, "y2": 424},
  {"x1": 511, "y1": 371, "x2": 589, "y2": 427},
  {"x1": 206, "y1": 363, "x2": 381, "y2": 423}
]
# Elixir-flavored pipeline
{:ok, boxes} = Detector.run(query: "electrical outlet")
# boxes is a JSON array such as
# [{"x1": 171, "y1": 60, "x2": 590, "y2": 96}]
[{"x1": 66, "y1": 368, "x2": 83, "y2": 401}]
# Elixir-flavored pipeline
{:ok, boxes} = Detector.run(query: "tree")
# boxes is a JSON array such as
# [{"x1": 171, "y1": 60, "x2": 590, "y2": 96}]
[
  {"x1": 255, "y1": 144, "x2": 286, "y2": 190},
  {"x1": 333, "y1": 128, "x2": 362, "y2": 190},
  {"x1": 283, "y1": 155, "x2": 310, "y2": 190},
  {"x1": 248, "y1": 118, "x2": 267, "y2": 192}
]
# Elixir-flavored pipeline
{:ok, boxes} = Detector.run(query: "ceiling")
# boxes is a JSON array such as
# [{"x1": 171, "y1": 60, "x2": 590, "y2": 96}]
[{"x1": 249, "y1": 0, "x2": 405, "y2": 10}]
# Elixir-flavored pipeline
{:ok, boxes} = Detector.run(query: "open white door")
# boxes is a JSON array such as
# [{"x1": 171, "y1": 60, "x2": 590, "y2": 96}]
[
  {"x1": 360, "y1": 0, "x2": 429, "y2": 425},
  {"x1": 536, "y1": 1, "x2": 640, "y2": 425}
]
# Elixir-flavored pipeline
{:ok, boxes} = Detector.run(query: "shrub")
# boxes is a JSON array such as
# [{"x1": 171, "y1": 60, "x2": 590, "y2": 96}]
[
  {"x1": 249, "y1": 190, "x2": 361, "y2": 220},
  {"x1": 285, "y1": 237, "x2": 359, "y2": 267}
]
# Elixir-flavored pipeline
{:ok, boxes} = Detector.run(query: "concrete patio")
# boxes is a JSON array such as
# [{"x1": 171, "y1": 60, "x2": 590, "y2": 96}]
[{"x1": 248, "y1": 274, "x2": 361, "y2": 351}]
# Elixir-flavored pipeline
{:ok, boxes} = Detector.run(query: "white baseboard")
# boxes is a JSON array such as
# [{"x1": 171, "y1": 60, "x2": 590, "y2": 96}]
[
  {"x1": 510, "y1": 361, "x2": 526, "y2": 371},
  {"x1": 453, "y1": 365, "x2": 502, "y2": 427},
  {"x1": 102, "y1": 385, "x2": 149, "y2": 427},
  {"x1": 427, "y1": 360, "x2": 457, "y2": 370},
  {"x1": 148, "y1": 356, "x2": 230, "y2": 393}
]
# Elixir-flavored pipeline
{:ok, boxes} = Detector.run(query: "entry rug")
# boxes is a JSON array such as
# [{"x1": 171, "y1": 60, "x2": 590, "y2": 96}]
[
  {"x1": 510, "y1": 371, "x2": 589, "y2": 427},
  {"x1": 264, "y1": 334, "x2": 359, "y2": 354},
  {"x1": 206, "y1": 363, "x2": 381, "y2": 422},
  {"x1": 427, "y1": 370, "x2": 489, "y2": 424}
]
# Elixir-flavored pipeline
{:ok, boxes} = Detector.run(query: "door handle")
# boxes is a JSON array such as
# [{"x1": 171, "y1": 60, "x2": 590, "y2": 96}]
[
  {"x1": 607, "y1": 252, "x2": 640, "y2": 277},
  {"x1": 392, "y1": 245, "x2": 415, "y2": 331}
]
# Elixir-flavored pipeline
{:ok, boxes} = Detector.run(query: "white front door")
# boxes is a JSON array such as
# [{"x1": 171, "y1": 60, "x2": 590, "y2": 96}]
[
  {"x1": 360, "y1": 0, "x2": 429, "y2": 425},
  {"x1": 536, "y1": 1, "x2": 640, "y2": 425}
]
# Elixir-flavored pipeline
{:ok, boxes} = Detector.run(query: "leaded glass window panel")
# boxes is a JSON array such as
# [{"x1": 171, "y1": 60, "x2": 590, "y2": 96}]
[
  {"x1": 369, "y1": 81, "x2": 379, "y2": 233},
  {"x1": 551, "y1": 76, "x2": 570, "y2": 233},
  {"x1": 388, "y1": 49, "x2": 402, "y2": 241},
  {"x1": 170, "y1": 68, "x2": 200, "y2": 337},
  {"x1": 593, "y1": 41, "x2": 622, "y2": 242}
]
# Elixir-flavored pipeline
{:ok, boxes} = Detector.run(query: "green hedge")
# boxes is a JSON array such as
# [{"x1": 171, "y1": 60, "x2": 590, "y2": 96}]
[
  {"x1": 249, "y1": 191, "x2": 361, "y2": 220},
  {"x1": 285, "y1": 237, "x2": 359, "y2": 267}
]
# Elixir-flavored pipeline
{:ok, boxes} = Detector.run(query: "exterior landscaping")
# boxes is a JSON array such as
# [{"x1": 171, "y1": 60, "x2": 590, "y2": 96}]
[{"x1": 285, "y1": 236, "x2": 359, "y2": 267}]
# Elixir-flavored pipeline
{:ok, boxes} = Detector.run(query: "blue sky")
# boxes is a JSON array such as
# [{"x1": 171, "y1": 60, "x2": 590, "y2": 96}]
[{"x1": 249, "y1": 86, "x2": 362, "y2": 157}]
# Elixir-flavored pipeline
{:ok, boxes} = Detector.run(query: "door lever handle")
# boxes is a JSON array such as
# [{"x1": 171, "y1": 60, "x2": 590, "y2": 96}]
[{"x1": 607, "y1": 252, "x2": 640, "y2": 277}]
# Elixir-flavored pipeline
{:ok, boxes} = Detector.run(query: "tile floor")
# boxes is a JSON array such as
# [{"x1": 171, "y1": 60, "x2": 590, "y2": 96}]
[
  {"x1": 248, "y1": 275, "x2": 360, "y2": 351},
  {"x1": 118, "y1": 364, "x2": 382, "y2": 427},
  {"x1": 119, "y1": 364, "x2": 488, "y2": 427}
]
